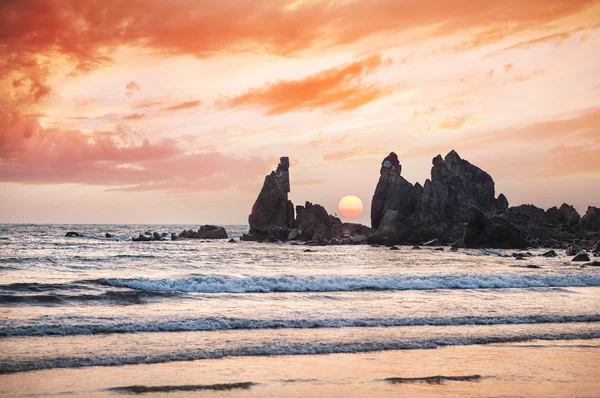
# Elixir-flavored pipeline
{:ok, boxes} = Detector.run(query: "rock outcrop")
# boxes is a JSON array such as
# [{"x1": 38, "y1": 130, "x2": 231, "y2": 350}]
[
  {"x1": 295, "y1": 201, "x2": 342, "y2": 240},
  {"x1": 463, "y1": 207, "x2": 530, "y2": 249},
  {"x1": 65, "y1": 231, "x2": 83, "y2": 237},
  {"x1": 370, "y1": 150, "x2": 507, "y2": 245},
  {"x1": 369, "y1": 150, "x2": 599, "y2": 248},
  {"x1": 243, "y1": 157, "x2": 294, "y2": 241},
  {"x1": 178, "y1": 226, "x2": 228, "y2": 239}
]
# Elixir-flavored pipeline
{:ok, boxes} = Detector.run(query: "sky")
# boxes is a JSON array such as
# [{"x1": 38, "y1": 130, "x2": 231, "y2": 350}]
[{"x1": 1, "y1": 0, "x2": 599, "y2": 225}]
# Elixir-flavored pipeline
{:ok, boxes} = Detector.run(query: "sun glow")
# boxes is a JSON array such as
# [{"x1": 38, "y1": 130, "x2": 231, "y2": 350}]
[{"x1": 338, "y1": 195, "x2": 364, "y2": 218}]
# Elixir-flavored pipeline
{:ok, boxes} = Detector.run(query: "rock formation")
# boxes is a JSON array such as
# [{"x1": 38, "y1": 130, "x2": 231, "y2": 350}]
[
  {"x1": 243, "y1": 157, "x2": 294, "y2": 241},
  {"x1": 369, "y1": 149, "x2": 599, "y2": 248},
  {"x1": 463, "y1": 207, "x2": 530, "y2": 249},
  {"x1": 370, "y1": 150, "x2": 508, "y2": 245},
  {"x1": 295, "y1": 201, "x2": 342, "y2": 240},
  {"x1": 178, "y1": 226, "x2": 228, "y2": 239}
]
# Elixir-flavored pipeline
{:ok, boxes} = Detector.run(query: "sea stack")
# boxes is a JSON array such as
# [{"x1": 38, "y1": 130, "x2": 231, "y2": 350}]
[{"x1": 242, "y1": 157, "x2": 295, "y2": 241}]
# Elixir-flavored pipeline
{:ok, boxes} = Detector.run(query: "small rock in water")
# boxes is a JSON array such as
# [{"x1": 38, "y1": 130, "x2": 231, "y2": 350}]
[
  {"x1": 571, "y1": 251, "x2": 591, "y2": 262},
  {"x1": 526, "y1": 264, "x2": 541, "y2": 268},
  {"x1": 389, "y1": 246, "x2": 399, "y2": 250},
  {"x1": 434, "y1": 247, "x2": 445, "y2": 251},
  {"x1": 566, "y1": 245, "x2": 581, "y2": 256},
  {"x1": 304, "y1": 249, "x2": 315, "y2": 253},
  {"x1": 450, "y1": 246, "x2": 458, "y2": 252},
  {"x1": 541, "y1": 250, "x2": 558, "y2": 257},
  {"x1": 412, "y1": 245, "x2": 422, "y2": 250},
  {"x1": 228, "y1": 239, "x2": 236, "y2": 243},
  {"x1": 514, "y1": 255, "x2": 526, "y2": 260},
  {"x1": 65, "y1": 231, "x2": 83, "y2": 237},
  {"x1": 105, "y1": 233, "x2": 114, "y2": 238},
  {"x1": 585, "y1": 260, "x2": 600, "y2": 266}
]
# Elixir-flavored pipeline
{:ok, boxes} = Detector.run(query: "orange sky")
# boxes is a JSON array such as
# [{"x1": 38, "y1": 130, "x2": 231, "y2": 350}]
[{"x1": 1, "y1": 0, "x2": 599, "y2": 225}]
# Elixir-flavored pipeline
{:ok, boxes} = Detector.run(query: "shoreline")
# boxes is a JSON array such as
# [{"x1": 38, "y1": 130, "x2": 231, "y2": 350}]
[{"x1": 1, "y1": 339, "x2": 599, "y2": 397}]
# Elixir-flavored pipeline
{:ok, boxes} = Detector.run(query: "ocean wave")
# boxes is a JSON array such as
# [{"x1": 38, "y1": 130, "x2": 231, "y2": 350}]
[
  {"x1": 88, "y1": 272, "x2": 600, "y2": 293},
  {"x1": 2, "y1": 314, "x2": 600, "y2": 337},
  {"x1": 0, "y1": 282, "x2": 95, "y2": 293},
  {"x1": 0, "y1": 290, "x2": 178, "y2": 307},
  {"x1": 2, "y1": 330, "x2": 599, "y2": 374}
]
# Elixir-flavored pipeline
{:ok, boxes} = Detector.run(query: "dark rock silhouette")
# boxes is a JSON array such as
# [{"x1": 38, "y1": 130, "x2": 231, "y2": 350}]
[
  {"x1": 243, "y1": 157, "x2": 294, "y2": 241},
  {"x1": 581, "y1": 207, "x2": 600, "y2": 231},
  {"x1": 65, "y1": 231, "x2": 83, "y2": 237},
  {"x1": 572, "y1": 252, "x2": 591, "y2": 262},
  {"x1": 463, "y1": 207, "x2": 530, "y2": 249},
  {"x1": 370, "y1": 150, "x2": 502, "y2": 245},
  {"x1": 105, "y1": 233, "x2": 114, "y2": 238},
  {"x1": 198, "y1": 225, "x2": 228, "y2": 239},
  {"x1": 295, "y1": 201, "x2": 342, "y2": 241}
]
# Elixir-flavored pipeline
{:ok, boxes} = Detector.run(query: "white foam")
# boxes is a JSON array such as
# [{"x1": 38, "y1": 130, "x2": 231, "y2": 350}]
[
  {"x1": 3, "y1": 314, "x2": 600, "y2": 337},
  {"x1": 93, "y1": 272, "x2": 600, "y2": 293}
]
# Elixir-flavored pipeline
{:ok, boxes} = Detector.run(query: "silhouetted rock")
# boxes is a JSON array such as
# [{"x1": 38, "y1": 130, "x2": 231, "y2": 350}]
[
  {"x1": 370, "y1": 150, "x2": 506, "y2": 246},
  {"x1": 541, "y1": 250, "x2": 558, "y2": 257},
  {"x1": 464, "y1": 206, "x2": 530, "y2": 249},
  {"x1": 495, "y1": 193, "x2": 509, "y2": 211},
  {"x1": 389, "y1": 246, "x2": 399, "y2": 250},
  {"x1": 572, "y1": 252, "x2": 591, "y2": 262},
  {"x1": 105, "y1": 233, "x2": 114, "y2": 238},
  {"x1": 65, "y1": 231, "x2": 83, "y2": 237},
  {"x1": 581, "y1": 206, "x2": 600, "y2": 231},
  {"x1": 546, "y1": 203, "x2": 580, "y2": 225},
  {"x1": 295, "y1": 201, "x2": 342, "y2": 240},
  {"x1": 228, "y1": 238, "x2": 236, "y2": 243},
  {"x1": 585, "y1": 260, "x2": 600, "y2": 266},
  {"x1": 565, "y1": 245, "x2": 581, "y2": 256},
  {"x1": 244, "y1": 157, "x2": 294, "y2": 241},
  {"x1": 198, "y1": 225, "x2": 228, "y2": 239}
]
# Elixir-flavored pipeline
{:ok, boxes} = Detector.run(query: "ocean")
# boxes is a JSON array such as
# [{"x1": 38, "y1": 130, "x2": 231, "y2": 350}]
[{"x1": 1, "y1": 224, "x2": 600, "y2": 397}]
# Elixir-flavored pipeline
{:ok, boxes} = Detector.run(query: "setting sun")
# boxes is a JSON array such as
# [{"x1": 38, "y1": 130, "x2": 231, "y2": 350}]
[{"x1": 338, "y1": 195, "x2": 364, "y2": 218}]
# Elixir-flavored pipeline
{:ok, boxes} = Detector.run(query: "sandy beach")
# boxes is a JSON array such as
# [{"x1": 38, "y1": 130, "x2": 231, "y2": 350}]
[{"x1": 2, "y1": 339, "x2": 599, "y2": 397}]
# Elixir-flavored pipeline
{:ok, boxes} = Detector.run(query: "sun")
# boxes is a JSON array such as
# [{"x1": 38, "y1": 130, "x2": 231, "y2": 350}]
[{"x1": 338, "y1": 195, "x2": 364, "y2": 219}]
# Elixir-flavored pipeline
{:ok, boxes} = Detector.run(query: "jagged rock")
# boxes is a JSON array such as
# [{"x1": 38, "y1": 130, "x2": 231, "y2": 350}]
[
  {"x1": 351, "y1": 234, "x2": 368, "y2": 244},
  {"x1": 228, "y1": 238, "x2": 236, "y2": 243},
  {"x1": 295, "y1": 201, "x2": 341, "y2": 240},
  {"x1": 463, "y1": 206, "x2": 530, "y2": 249},
  {"x1": 198, "y1": 225, "x2": 228, "y2": 239},
  {"x1": 566, "y1": 245, "x2": 581, "y2": 256},
  {"x1": 370, "y1": 150, "x2": 504, "y2": 246},
  {"x1": 287, "y1": 229, "x2": 301, "y2": 241},
  {"x1": 581, "y1": 206, "x2": 600, "y2": 231},
  {"x1": 572, "y1": 252, "x2": 591, "y2": 262},
  {"x1": 541, "y1": 250, "x2": 558, "y2": 257},
  {"x1": 65, "y1": 231, "x2": 83, "y2": 237},
  {"x1": 546, "y1": 203, "x2": 580, "y2": 225},
  {"x1": 105, "y1": 233, "x2": 114, "y2": 238},
  {"x1": 422, "y1": 150, "x2": 496, "y2": 223},
  {"x1": 495, "y1": 193, "x2": 509, "y2": 211},
  {"x1": 171, "y1": 233, "x2": 180, "y2": 241},
  {"x1": 340, "y1": 223, "x2": 372, "y2": 237},
  {"x1": 247, "y1": 157, "x2": 295, "y2": 239},
  {"x1": 133, "y1": 233, "x2": 164, "y2": 242}
]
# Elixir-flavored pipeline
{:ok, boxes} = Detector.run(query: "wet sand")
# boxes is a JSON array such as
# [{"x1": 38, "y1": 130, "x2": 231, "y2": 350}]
[{"x1": 1, "y1": 339, "x2": 599, "y2": 397}]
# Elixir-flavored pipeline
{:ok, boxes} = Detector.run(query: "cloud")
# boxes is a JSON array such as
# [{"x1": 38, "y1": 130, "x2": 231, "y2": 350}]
[
  {"x1": 217, "y1": 55, "x2": 393, "y2": 114},
  {"x1": 503, "y1": 64, "x2": 513, "y2": 73},
  {"x1": 162, "y1": 100, "x2": 203, "y2": 112},
  {"x1": 494, "y1": 24, "x2": 600, "y2": 54},
  {"x1": 323, "y1": 145, "x2": 381, "y2": 161},
  {"x1": 439, "y1": 116, "x2": 469, "y2": 130},
  {"x1": 0, "y1": 109, "x2": 272, "y2": 191},
  {"x1": 123, "y1": 112, "x2": 145, "y2": 120},
  {"x1": 125, "y1": 81, "x2": 141, "y2": 97},
  {"x1": 514, "y1": 69, "x2": 545, "y2": 83},
  {"x1": 413, "y1": 106, "x2": 438, "y2": 116}
]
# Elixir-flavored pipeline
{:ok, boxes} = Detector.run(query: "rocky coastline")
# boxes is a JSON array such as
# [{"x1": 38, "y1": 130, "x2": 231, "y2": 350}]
[{"x1": 241, "y1": 152, "x2": 600, "y2": 253}]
